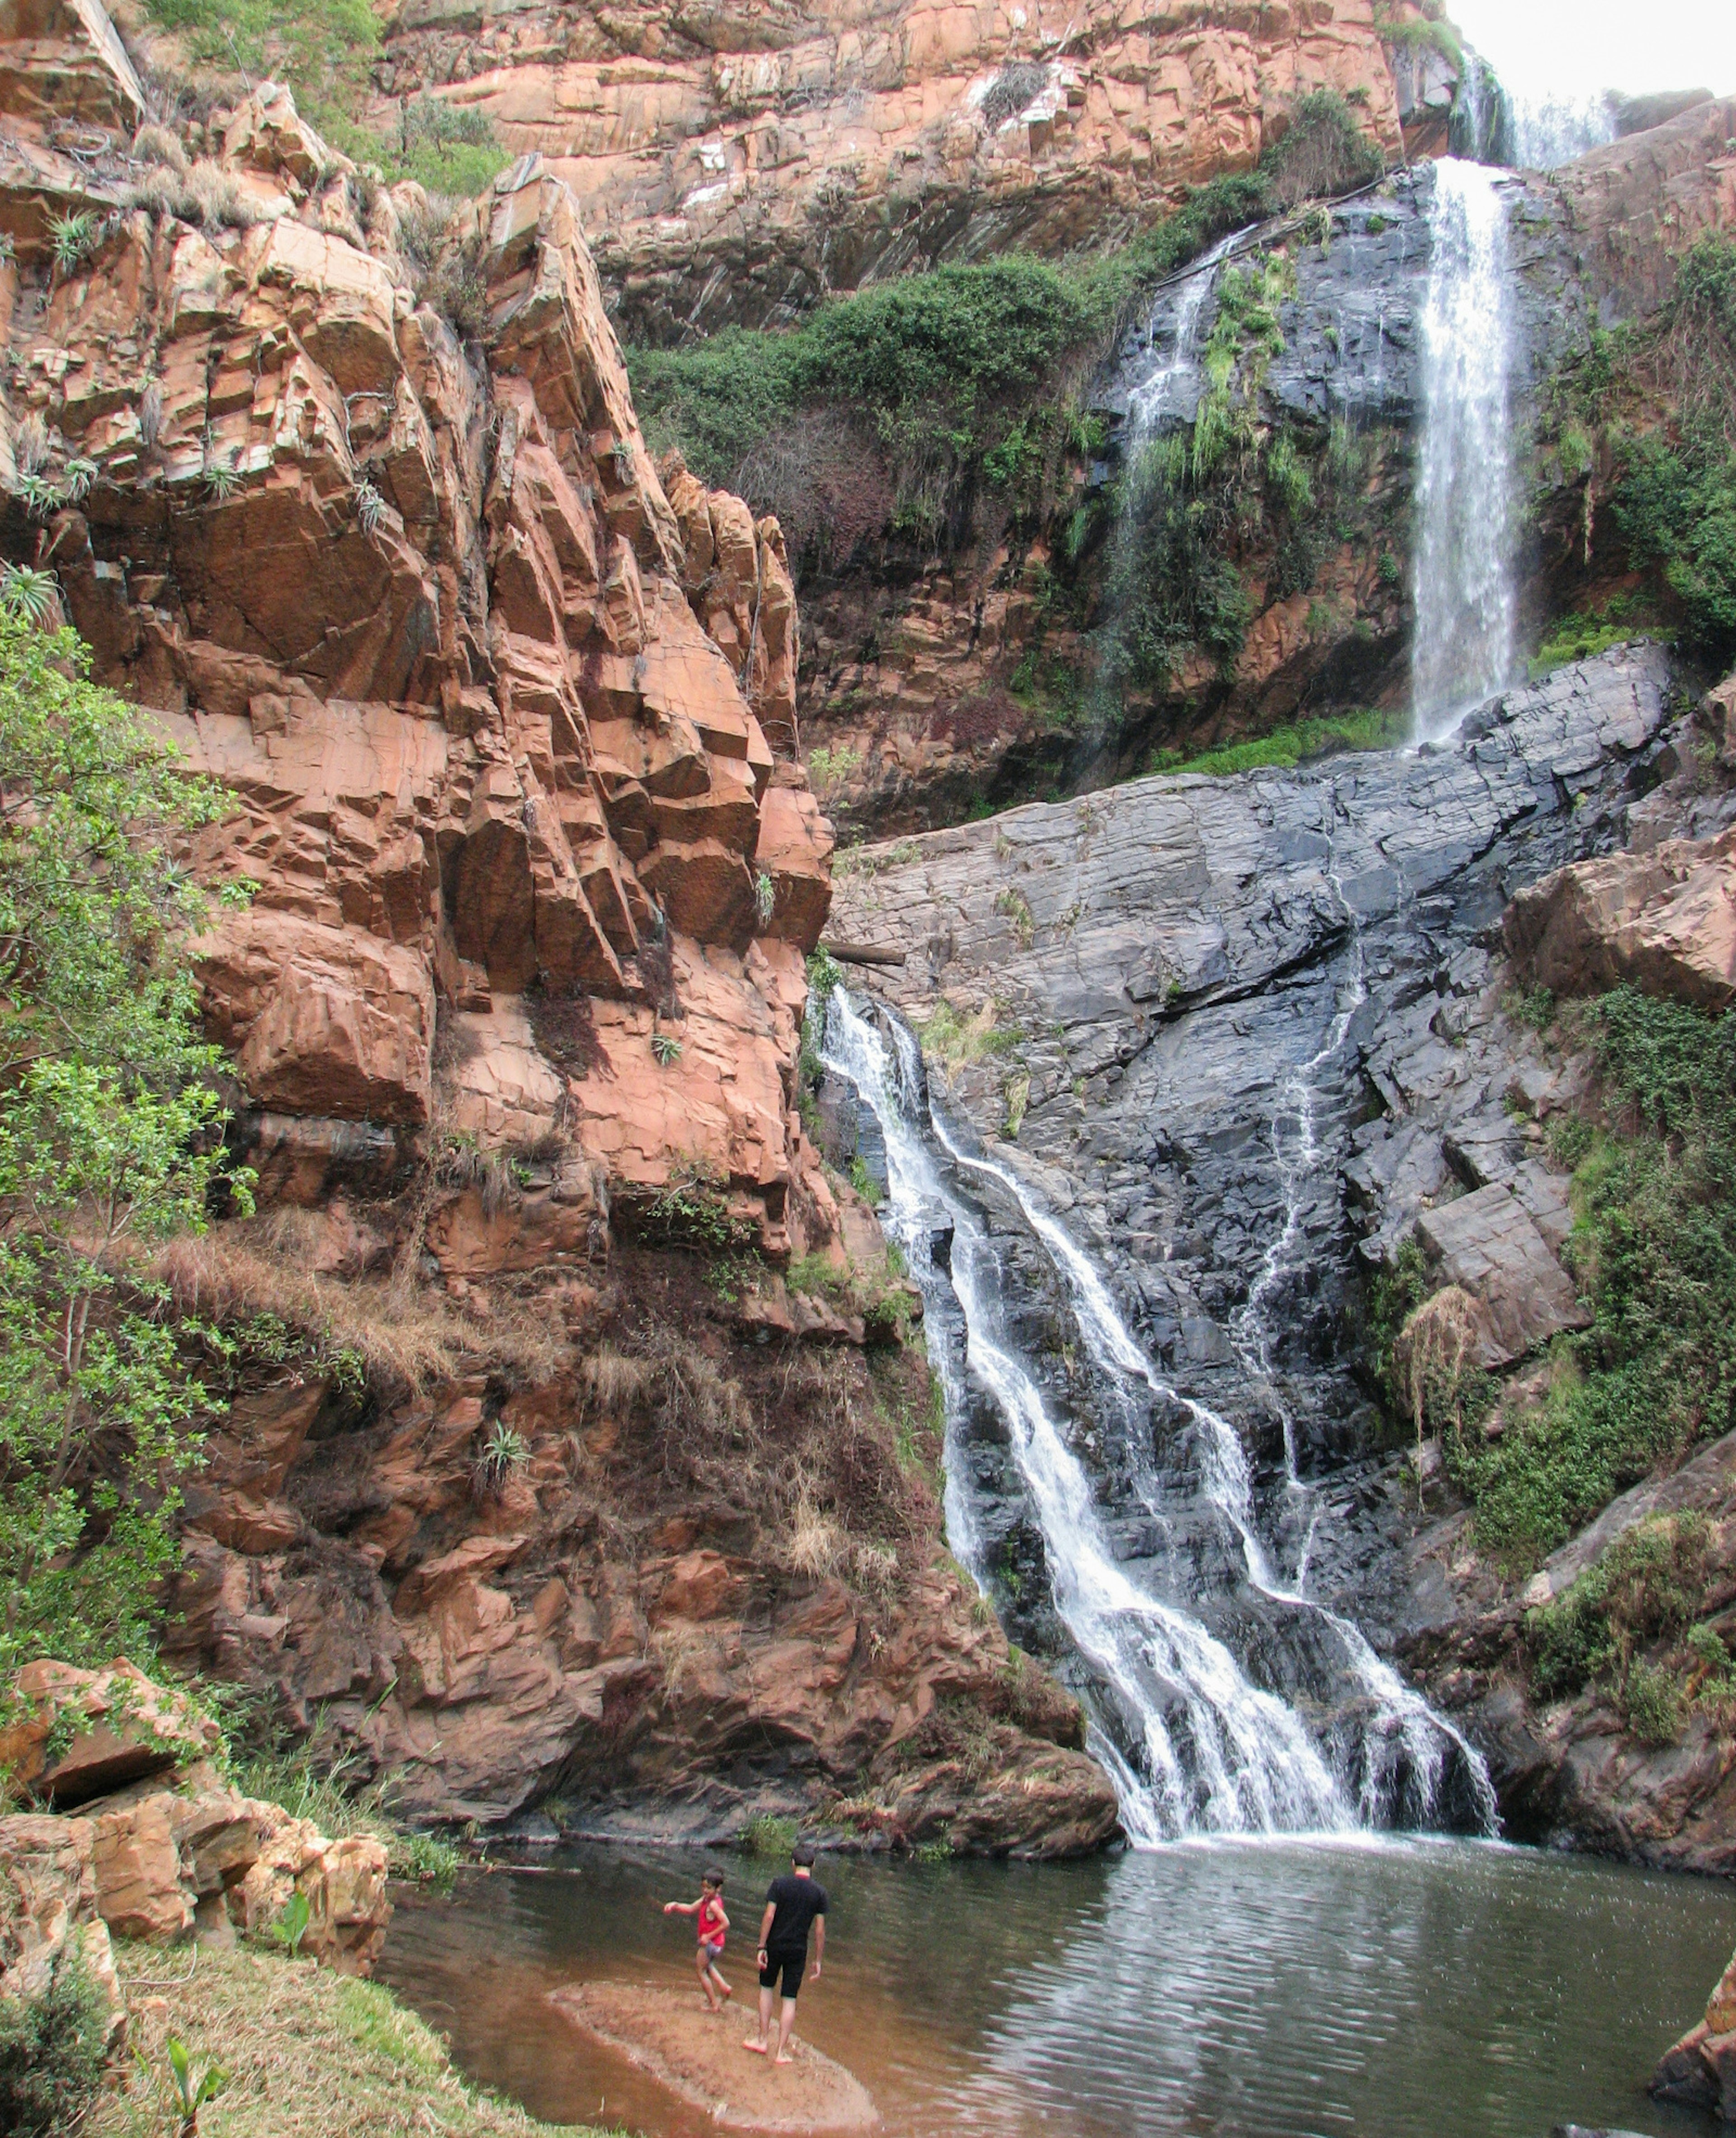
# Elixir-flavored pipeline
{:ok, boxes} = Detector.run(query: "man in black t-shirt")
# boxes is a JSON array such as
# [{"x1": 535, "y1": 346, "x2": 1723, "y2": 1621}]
[{"x1": 742, "y1": 1841, "x2": 827, "y2": 2064}]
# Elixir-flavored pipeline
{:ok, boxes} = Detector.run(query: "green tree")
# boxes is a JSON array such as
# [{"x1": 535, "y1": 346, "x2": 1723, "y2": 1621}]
[{"x1": 0, "y1": 605, "x2": 248, "y2": 1673}]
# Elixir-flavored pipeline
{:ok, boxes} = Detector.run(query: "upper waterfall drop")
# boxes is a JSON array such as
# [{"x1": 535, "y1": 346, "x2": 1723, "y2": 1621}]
[{"x1": 1410, "y1": 157, "x2": 1520, "y2": 742}]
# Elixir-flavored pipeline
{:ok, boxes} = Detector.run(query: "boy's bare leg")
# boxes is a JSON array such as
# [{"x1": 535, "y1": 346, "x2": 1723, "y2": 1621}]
[
  {"x1": 695, "y1": 1946, "x2": 719, "y2": 2010},
  {"x1": 775, "y1": 1996, "x2": 798, "y2": 2063},
  {"x1": 709, "y1": 1964, "x2": 732, "y2": 2002},
  {"x1": 745, "y1": 1983, "x2": 774, "y2": 2051}
]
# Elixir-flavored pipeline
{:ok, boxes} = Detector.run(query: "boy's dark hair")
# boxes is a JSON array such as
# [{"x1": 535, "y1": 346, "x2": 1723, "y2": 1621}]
[
  {"x1": 703, "y1": 1869, "x2": 725, "y2": 1888},
  {"x1": 791, "y1": 1842, "x2": 817, "y2": 1868}
]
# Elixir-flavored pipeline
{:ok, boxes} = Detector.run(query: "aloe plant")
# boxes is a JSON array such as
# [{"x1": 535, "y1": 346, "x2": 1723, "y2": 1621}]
[{"x1": 0, "y1": 563, "x2": 57, "y2": 624}]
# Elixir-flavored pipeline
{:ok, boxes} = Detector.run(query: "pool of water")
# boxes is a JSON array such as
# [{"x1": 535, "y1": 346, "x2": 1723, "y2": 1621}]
[{"x1": 379, "y1": 1837, "x2": 1736, "y2": 2138}]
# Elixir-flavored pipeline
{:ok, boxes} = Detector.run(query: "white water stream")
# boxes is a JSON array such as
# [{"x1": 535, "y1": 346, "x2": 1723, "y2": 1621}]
[
  {"x1": 823, "y1": 988, "x2": 1496, "y2": 1841},
  {"x1": 1508, "y1": 91, "x2": 1617, "y2": 168},
  {"x1": 1411, "y1": 158, "x2": 1519, "y2": 741}
]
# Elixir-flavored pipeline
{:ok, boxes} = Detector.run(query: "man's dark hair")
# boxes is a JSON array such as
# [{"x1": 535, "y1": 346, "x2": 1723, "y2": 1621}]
[
  {"x1": 703, "y1": 1869, "x2": 725, "y2": 1888},
  {"x1": 791, "y1": 1842, "x2": 817, "y2": 1868}
]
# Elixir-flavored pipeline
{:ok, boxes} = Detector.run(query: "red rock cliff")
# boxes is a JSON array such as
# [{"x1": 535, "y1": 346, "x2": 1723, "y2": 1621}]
[{"x1": 0, "y1": 15, "x2": 1118, "y2": 1853}]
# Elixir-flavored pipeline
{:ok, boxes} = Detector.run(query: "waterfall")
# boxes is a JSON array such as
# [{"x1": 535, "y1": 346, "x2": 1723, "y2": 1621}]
[
  {"x1": 1509, "y1": 92, "x2": 1617, "y2": 170},
  {"x1": 823, "y1": 988, "x2": 1497, "y2": 1842},
  {"x1": 822, "y1": 992, "x2": 1352, "y2": 1843},
  {"x1": 1122, "y1": 231, "x2": 1243, "y2": 444},
  {"x1": 1410, "y1": 159, "x2": 1519, "y2": 742}
]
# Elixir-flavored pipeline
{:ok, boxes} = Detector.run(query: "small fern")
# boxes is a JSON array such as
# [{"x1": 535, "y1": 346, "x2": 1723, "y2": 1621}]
[
  {"x1": 61, "y1": 455, "x2": 98, "y2": 503},
  {"x1": 651, "y1": 1030, "x2": 682, "y2": 1066},
  {"x1": 755, "y1": 869, "x2": 775, "y2": 926}
]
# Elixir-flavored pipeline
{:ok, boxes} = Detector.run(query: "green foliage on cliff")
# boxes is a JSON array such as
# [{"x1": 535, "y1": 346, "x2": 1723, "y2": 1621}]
[
  {"x1": 1439, "y1": 987, "x2": 1736, "y2": 1563},
  {"x1": 1545, "y1": 235, "x2": 1736, "y2": 664},
  {"x1": 142, "y1": 0, "x2": 509, "y2": 194},
  {"x1": 0, "y1": 612, "x2": 250, "y2": 1675},
  {"x1": 629, "y1": 93, "x2": 1384, "y2": 565},
  {"x1": 1528, "y1": 1512, "x2": 1708, "y2": 1709}
]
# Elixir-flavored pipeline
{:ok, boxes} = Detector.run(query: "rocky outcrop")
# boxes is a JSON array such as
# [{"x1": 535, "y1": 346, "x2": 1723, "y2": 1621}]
[
  {"x1": 0, "y1": 72, "x2": 821, "y2": 1248},
  {"x1": 1506, "y1": 825, "x2": 1736, "y2": 1012},
  {"x1": 1654, "y1": 1942, "x2": 1736, "y2": 2118},
  {"x1": 159, "y1": 1238, "x2": 1119, "y2": 1855},
  {"x1": 364, "y1": 0, "x2": 1412, "y2": 337},
  {"x1": 0, "y1": 1665, "x2": 393, "y2": 1984}
]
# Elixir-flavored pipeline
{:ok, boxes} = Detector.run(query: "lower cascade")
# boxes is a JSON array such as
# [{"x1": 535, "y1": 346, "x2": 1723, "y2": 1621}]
[
  {"x1": 1410, "y1": 157, "x2": 1520, "y2": 740},
  {"x1": 823, "y1": 989, "x2": 1496, "y2": 1843}
]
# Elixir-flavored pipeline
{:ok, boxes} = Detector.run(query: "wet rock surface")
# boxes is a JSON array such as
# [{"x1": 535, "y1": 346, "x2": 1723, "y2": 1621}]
[{"x1": 828, "y1": 644, "x2": 1680, "y2": 1833}]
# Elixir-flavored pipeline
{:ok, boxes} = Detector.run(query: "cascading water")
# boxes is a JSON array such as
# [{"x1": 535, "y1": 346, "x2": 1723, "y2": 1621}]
[
  {"x1": 822, "y1": 987, "x2": 1497, "y2": 1842},
  {"x1": 822, "y1": 991, "x2": 1352, "y2": 1843},
  {"x1": 1410, "y1": 158, "x2": 1520, "y2": 742},
  {"x1": 1508, "y1": 91, "x2": 1617, "y2": 170},
  {"x1": 1122, "y1": 230, "x2": 1244, "y2": 443}
]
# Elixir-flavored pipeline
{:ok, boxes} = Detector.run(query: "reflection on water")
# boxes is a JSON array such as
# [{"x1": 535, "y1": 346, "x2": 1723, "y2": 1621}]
[{"x1": 380, "y1": 1838, "x2": 1736, "y2": 2138}]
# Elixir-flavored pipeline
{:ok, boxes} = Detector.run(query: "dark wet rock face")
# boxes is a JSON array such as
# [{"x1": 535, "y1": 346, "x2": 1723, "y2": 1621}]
[{"x1": 827, "y1": 645, "x2": 1677, "y2": 1825}]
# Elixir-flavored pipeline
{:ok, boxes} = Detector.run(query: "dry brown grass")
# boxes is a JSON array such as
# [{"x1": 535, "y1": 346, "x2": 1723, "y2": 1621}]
[
  {"x1": 156, "y1": 1212, "x2": 571, "y2": 1396},
  {"x1": 94, "y1": 1940, "x2": 612, "y2": 2138},
  {"x1": 1395, "y1": 1283, "x2": 1483, "y2": 1503}
]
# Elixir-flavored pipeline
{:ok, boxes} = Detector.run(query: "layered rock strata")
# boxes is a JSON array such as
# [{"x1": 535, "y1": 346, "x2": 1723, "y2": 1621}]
[{"x1": 367, "y1": 0, "x2": 1415, "y2": 337}]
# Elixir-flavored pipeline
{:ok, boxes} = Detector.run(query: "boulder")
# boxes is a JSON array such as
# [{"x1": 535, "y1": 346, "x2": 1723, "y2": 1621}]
[
  {"x1": 1413, "y1": 1186, "x2": 1591, "y2": 1368},
  {"x1": 1653, "y1": 1950, "x2": 1736, "y2": 2115},
  {"x1": 0, "y1": 1659, "x2": 222, "y2": 1808},
  {"x1": 1505, "y1": 826, "x2": 1736, "y2": 1012},
  {"x1": 200, "y1": 909, "x2": 437, "y2": 1126}
]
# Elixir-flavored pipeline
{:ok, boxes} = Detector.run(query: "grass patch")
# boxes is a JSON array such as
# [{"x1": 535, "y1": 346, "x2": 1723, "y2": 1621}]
[
  {"x1": 915, "y1": 998, "x2": 1024, "y2": 1069},
  {"x1": 94, "y1": 1939, "x2": 613, "y2": 2137},
  {"x1": 1149, "y1": 705, "x2": 1407, "y2": 778},
  {"x1": 1527, "y1": 605, "x2": 1650, "y2": 680},
  {"x1": 739, "y1": 1812, "x2": 799, "y2": 1856},
  {"x1": 155, "y1": 1210, "x2": 571, "y2": 1398}
]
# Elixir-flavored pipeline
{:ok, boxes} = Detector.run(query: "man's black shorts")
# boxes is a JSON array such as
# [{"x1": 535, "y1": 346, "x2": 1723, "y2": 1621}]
[{"x1": 759, "y1": 1950, "x2": 804, "y2": 1999}]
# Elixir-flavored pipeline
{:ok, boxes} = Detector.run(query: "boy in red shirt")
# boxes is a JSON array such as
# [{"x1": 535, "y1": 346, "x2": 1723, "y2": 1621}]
[{"x1": 662, "y1": 1870, "x2": 732, "y2": 2011}]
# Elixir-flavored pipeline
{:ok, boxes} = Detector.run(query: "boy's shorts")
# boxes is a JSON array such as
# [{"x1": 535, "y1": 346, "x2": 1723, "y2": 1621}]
[
  {"x1": 701, "y1": 1937, "x2": 725, "y2": 1962},
  {"x1": 759, "y1": 1950, "x2": 804, "y2": 1999}
]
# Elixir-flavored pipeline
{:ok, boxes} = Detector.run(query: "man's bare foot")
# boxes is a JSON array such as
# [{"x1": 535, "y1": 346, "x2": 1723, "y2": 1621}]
[
  {"x1": 774, "y1": 2052, "x2": 795, "y2": 2065},
  {"x1": 744, "y1": 2039, "x2": 769, "y2": 2054}
]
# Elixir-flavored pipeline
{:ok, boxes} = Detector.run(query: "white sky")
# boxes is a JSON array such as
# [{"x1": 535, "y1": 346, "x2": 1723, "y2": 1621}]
[{"x1": 1450, "y1": 0, "x2": 1736, "y2": 102}]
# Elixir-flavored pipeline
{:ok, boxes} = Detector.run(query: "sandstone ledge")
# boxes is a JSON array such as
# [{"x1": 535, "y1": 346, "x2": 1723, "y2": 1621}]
[{"x1": 552, "y1": 1981, "x2": 879, "y2": 2133}]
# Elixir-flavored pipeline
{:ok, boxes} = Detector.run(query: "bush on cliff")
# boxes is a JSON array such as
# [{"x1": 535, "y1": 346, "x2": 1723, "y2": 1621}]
[
  {"x1": 1552, "y1": 235, "x2": 1736, "y2": 663},
  {"x1": 0, "y1": 609, "x2": 250, "y2": 1675},
  {"x1": 142, "y1": 0, "x2": 509, "y2": 194},
  {"x1": 627, "y1": 140, "x2": 1365, "y2": 569},
  {"x1": 1436, "y1": 988, "x2": 1736, "y2": 1562}
]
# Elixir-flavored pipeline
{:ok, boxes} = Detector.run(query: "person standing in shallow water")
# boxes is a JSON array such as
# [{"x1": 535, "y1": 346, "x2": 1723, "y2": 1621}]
[{"x1": 743, "y1": 1842, "x2": 827, "y2": 2064}]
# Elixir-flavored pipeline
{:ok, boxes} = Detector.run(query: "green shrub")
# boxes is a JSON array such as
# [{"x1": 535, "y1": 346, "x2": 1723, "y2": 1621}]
[
  {"x1": 1528, "y1": 1513, "x2": 1708, "y2": 1698},
  {"x1": 1548, "y1": 235, "x2": 1736, "y2": 662},
  {"x1": 0, "y1": 1947, "x2": 109, "y2": 2137},
  {"x1": 740, "y1": 1812, "x2": 799, "y2": 1856}
]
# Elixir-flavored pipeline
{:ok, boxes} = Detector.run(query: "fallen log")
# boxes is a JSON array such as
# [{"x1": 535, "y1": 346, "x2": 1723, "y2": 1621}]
[{"x1": 820, "y1": 940, "x2": 907, "y2": 967}]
